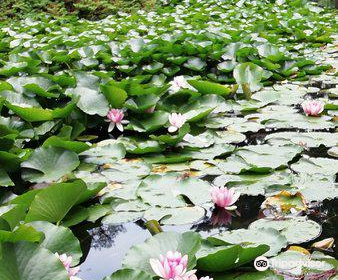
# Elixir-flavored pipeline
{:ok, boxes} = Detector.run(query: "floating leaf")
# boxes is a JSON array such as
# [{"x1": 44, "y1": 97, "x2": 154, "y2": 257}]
[
  {"x1": 208, "y1": 228, "x2": 287, "y2": 257},
  {"x1": 122, "y1": 232, "x2": 201, "y2": 276},
  {"x1": 196, "y1": 240, "x2": 269, "y2": 272},
  {"x1": 103, "y1": 268, "x2": 152, "y2": 280},
  {"x1": 261, "y1": 191, "x2": 307, "y2": 215},
  {"x1": 137, "y1": 173, "x2": 211, "y2": 207},
  {"x1": 29, "y1": 221, "x2": 82, "y2": 265},
  {"x1": 25, "y1": 180, "x2": 87, "y2": 223},
  {"x1": 188, "y1": 80, "x2": 232, "y2": 97},
  {"x1": 0, "y1": 242, "x2": 69, "y2": 280},
  {"x1": 21, "y1": 147, "x2": 80, "y2": 183},
  {"x1": 249, "y1": 217, "x2": 321, "y2": 244}
]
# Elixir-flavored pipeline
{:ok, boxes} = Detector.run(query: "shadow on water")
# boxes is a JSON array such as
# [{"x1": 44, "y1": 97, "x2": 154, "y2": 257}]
[{"x1": 72, "y1": 196, "x2": 337, "y2": 280}]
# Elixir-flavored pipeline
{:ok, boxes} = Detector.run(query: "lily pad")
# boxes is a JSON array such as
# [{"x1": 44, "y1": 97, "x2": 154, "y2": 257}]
[
  {"x1": 208, "y1": 228, "x2": 287, "y2": 257},
  {"x1": 249, "y1": 217, "x2": 321, "y2": 244},
  {"x1": 143, "y1": 206, "x2": 206, "y2": 225},
  {"x1": 21, "y1": 147, "x2": 80, "y2": 183},
  {"x1": 25, "y1": 180, "x2": 87, "y2": 223},
  {"x1": 137, "y1": 173, "x2": 211, "y2": 207},
  {"x1": 29, "y1": 221, "x2": 82, "y2": 265},
  {"x1": 122, "y1": 231, "x2": 201, "y2": 275},
  {"x1": 196, "y1": 240, "x2": 269, "y2": 272},
  {"x1": 103, "y1": 268, "x2": 152, "y2": 280},
  {"x1": 0, "y1": 242, "x2": 69, "y2": 280}
]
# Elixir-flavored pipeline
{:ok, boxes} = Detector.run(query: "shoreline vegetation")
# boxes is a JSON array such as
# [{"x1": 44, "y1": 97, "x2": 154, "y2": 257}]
[
  {"x1": 0, "y1": 0, "x2": 336, "y2": 22},
  {"x1": 0, "y1": 0, "x2": 158, "y2": 21}
]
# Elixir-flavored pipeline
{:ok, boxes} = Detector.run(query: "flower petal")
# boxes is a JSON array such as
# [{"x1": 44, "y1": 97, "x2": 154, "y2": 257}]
[
  {"x1": 150, "y1": 259, "x2": 165, "y2": 278},
  {"x1": 168, "y1": 126, "x2": 178, "y2": 133},
  {"x1": 108, "y1": 122, "x2": 115, "y2": 132}
]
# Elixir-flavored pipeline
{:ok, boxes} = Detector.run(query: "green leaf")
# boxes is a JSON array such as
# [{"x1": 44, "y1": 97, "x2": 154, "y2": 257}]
[
  {"x1": 137, "y1": 172, "x2": 211, "y2": 207},
  {"x1": 43, "y1": 136, "x2": 90, "y2": 154},
  {"x1": 188, "y1": 80, "x2": 232, "y2": 97},
  {"x1": 184, "y1": 57, "x2": 207, "y2": 71},
  {"x1": 249, "y1": 217, "x2": 322, "y2": 244},
  {"x1": 208, "y1": 228, "x2": 287, "y2": 257},
  {"x1": 29, "y1": 221, "x2": 82, "y2": 265},
  {"x1": 21, "y1": 147, "x2": 80, "y2": 183},
  {"x1": 67, "y1": 87, "x2": 109, "y2": 116},
  {"x1": 25, "y1": 180, "x2": 87, "y2": 223},
  {"x1": 80, "y1": 141, "x2": 126, "y2": 163},
  {"x1": 0, "y1": 169, "x2": 14, "y2": 187},
  {"x1": 126, "y1": 111, "x2": 169, "y2": 133},
  {"x1": 5, "y1": 101, "x2": 75, "y2": 122},
  {"x1": 269, "y1": 251, "x2": 337, "y2": 278},
  {"x1": 125, "y1": 94, "x2": 160, "y2": 112},
  {"x1": 5, "y1": 103, "x2": 53, "y2": 122},
  {"x1": 118, "y1": 137, "x2": 164, "y2": 154},
  {"x1": 150, "y1": 123, "x2": 190, "y2": 145},
  {"x1": 122, "y1": 231, "x2": 201, "y2": 276},
  {"x1": 103, "y1": 268, "x2": 152, "y2": 280},
  {"x1": 0, "y1": 204, "x2": 29, "y2": 230},
  {"x1": 196, "y1": 241, "x2": 269, "y2": 272},
  {"x1": 0, "y1": 242, "x2": 69, "y2": 280},
  {"x1": 144, "y1": 206, "x2": 206, "y2": 225},
  {"x1": 0, "y1": 224, "x2": 43, "y2": 243},
  {"x1": 0, "y1": 151, "x2": 27, "y2": 172},
  {"x1": 214, "y1": 270, "x2": 283, "y2": 280},
  {"x1": 233, "y1": 62, "x2": 272, "y2": 97},
  {"x1": 101, "y1": 84, "x2": 128, "y2": 108}
]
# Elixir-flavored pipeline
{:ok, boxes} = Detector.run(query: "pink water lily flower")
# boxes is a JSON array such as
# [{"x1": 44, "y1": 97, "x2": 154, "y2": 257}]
[
  {"x1": 106, "y1": 108, "x2": 129, "y2": 132},
  {"x1": 55, "y1": 253, "x2": 80, "y2": 278},
  {"x1": 150, "y1": 251, "x2": 196, "y2": 280},
  {"x1": 168, "y1": 113, "x2": 187, "y2": 133},
  {"x1": 211, "y1": 186, "x2": 240, "y2": 209},
  {"x1": 302, "y1": 100, "x2": 324, "y2": 116}
]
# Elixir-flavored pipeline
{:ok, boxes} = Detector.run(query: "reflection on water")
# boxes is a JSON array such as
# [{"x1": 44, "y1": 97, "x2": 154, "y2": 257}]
[
  {"x1": 89, "y1": 225, "x2": 126, "y2": 250},
  {"x1": 74, "y1": 196, "x2": 337, "y2": 280},
  {"x1": 77, "y1": 222, "x2": 150, "y2": 280}
]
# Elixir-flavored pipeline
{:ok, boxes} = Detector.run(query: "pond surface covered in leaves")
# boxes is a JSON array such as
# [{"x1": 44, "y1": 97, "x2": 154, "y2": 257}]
[{"x1": 0, "y1": 0, "x2": 337, "y2": 279}]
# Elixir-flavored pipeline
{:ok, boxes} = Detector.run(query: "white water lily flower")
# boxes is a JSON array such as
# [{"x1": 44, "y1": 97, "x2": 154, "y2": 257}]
[{"x1": 169, "y1": 76, "x2": 196, "y2": 93}]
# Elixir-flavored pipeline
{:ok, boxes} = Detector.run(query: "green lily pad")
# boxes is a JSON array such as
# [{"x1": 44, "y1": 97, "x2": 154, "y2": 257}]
[
  {"x1": 21, "y1": 147, "x2": 80, "y2": 183},
  {"x1": 137, "y1": 172, "x2": 211, "y2": 207},
  {"x1": 249, "y1": 217, "x2": 321, "y2": 244},
  {"x1": 29, "y1": 221, "x2": 82, "y2": 265},
  {"x1": 188, "y1": 80, "x2": 232, "y2": 96},
  {"x1": 103, "y1": 268, "x2": 152, "y2": 280},
  {"x1": 0, "y1": 223, "x2": 43, "y2": 243},
  {"x1": 122, "y1": 231, "x2": 201, "y2": 276},
  {"x1": 150, "y1": 123, "x2": 190, "y2": 146},
  {"x1": 208, "y1": 228, "x2": 287, "y2": 257},
  {"x1": 25, "y1": 180, "x2": 87, "y2": 223},
  {"x1": 291, "y1": 157, "x2": 338, "y2": 175},
  {"x1": 143, "y1": 206, "x2": 206, "y2": 225},
  {"x1": 0, "y1": 242, "x2": 69, "y2": 280},
  {"x1": 214, "y1": 270, "x2": 282, "y2": 280},
  {"x1": 234, "y1": 62, "x2": 272, "y2": 95},
  {"x1": 196, "y1": 240, "x2": 269, "y2": 272}
]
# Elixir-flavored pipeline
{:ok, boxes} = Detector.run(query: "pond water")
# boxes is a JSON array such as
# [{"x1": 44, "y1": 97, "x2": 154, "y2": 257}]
[{"x1": 75, "y1": 196, "x2": 337, "y2": 280}]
